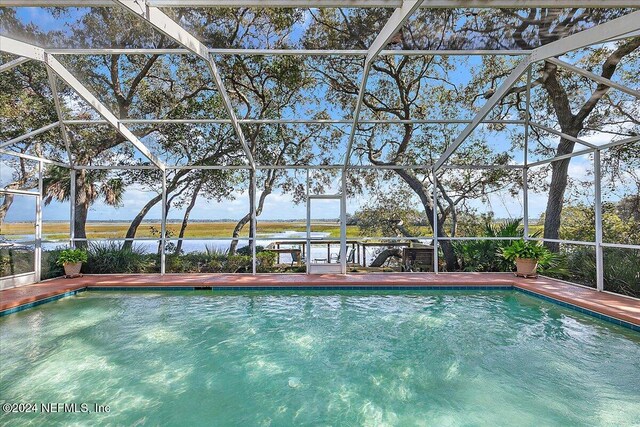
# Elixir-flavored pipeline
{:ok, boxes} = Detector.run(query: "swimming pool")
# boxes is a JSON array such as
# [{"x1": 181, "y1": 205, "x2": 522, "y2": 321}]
[{"x1": 1, "y1": 290, "x2": 639, "y2": 425}]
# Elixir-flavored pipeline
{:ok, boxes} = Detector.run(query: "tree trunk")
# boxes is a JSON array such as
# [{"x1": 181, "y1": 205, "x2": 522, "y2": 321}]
[
  {"x1": 229, "y1": 213, "x2": 252, "y2": 255},
  {"x1": 74, "y1": 201, "x2": 89, "y2": 249},
  {"x1": 369, "y1": 248, "x2": 402, "y2": 268},
  {"x1": 538, "y1": 40, "x2": 640, "y2": 252},
  {"x1": 394, "y1": 223, "x2": 420, "y2": 242},
  {"x1": 122, "y1": 192, "x2": 163, "y2": 250},
  {"x1": 73, "y1": 170, "x2": 90, "y2": 249},
  {"x1": 229, "y1": 169, "x2": 274, "y2": 254},
  {"x1": 121, "y1": 168, "x2": 203, "y2": 250},
  {"x1": 542, "y1": 138, "x2": 576, "y2": 252},
  {"x1": 394, "y1": 169, "x2": 459, "y2": 270},
  {"x1": 0, "y1": 193, "x2": 15, "y2": 224},
  {"x1": 175, "y1": 182, "x2": 202, "y2": 254}
]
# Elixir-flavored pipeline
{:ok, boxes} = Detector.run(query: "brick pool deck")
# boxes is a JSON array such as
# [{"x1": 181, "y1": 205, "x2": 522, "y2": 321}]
[{"x1": 1, "y1": 273, "x2": 639, "y2": 327}]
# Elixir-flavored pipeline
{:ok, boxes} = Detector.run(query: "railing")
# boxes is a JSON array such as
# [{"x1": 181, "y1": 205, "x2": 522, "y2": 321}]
[
  {"x1": 1, "y1": 231, "x2": 637, "y2": 299},
  {"x1": 54, "y1": 235, "x2": 638, "y2": 277},
  {"x1": 2, "y1": 150, "x2": 638, "y2": 294}
]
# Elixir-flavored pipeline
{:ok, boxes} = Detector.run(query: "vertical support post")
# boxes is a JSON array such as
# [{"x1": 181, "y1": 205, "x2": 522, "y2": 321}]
[
  {"x1": 306, "y1": 169, "x2": 311, "y2": 275},
  {"x1": 160, "y1": 170, "x2": 167, "y2": 275},
  {"x1": 432, "y1": 168, "x2": 439, "y2": 273},
  {"x1": 523, "y1": 65, "x2": 532, "y2": 239},
  {"x1": 363, "y1": 245, "x2": 367, "y2": 268},
  {"x1": 523, "y1": 167, "x2": 529, "y2": 239},
  {"x1": 251, "y1": 171, "x2": 257, "y2": 275},
  {"x1": 35, "y1": 160, "x2": 43, "y2": 281},
  {"x1": 340, "y1": 170, "x2": 347, "y2": 274},
  {"x1": 69, "y1": 168, "x2": 76, "y2": 249},
  {"x1": 594, "y1": 149, "x2": 604, "y2": 292}
]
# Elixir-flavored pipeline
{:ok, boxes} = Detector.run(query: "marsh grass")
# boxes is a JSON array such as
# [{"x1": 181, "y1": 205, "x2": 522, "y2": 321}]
[{"x1": 2, "y1": 221, "x2": 425, "y2": 239}]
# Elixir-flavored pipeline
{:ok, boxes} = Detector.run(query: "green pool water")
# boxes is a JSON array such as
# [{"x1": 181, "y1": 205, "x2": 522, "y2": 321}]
[{"x1": 1, "y1": 290, "x2": 639, "y2": 426}]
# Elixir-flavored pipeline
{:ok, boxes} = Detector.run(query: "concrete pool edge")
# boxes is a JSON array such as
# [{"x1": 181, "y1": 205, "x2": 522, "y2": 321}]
[{"x1": 1, "y1": 273, "x2": 639, "y2": 331}]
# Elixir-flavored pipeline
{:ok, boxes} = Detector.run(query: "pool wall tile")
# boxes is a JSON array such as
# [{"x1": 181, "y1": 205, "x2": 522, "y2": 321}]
[
  {"x1": 1, "y1": 277, "x2": 638, "y2": 332},
  {"x1": 0, "y1": 290, "x2": 83, "y2": 317},
  {"x1": 515, "y1": 287, "x2": 640, "y2": 332}
]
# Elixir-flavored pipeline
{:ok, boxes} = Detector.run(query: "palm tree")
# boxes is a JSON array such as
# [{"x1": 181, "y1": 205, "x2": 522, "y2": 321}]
[{"x1": 43, "y1": 165, "x2": 124, "y2": 248}]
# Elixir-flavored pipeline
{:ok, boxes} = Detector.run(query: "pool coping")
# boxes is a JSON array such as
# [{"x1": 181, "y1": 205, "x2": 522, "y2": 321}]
[{"x1": 1, "y1": 273, "x2": 638, "y2": 331}]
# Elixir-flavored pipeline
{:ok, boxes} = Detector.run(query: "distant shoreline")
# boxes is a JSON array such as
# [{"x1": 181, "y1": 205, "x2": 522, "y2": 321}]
[
  {"x1": 2, "y1": 218, "x2": 525, "y2": 224},
  {"x1": 1, "y1": 219, "x2": 335, "y2": 223}
]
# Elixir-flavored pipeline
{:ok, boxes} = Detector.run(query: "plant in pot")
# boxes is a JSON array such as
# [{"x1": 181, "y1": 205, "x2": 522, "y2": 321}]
[
  {"x1": 499, "y1": 239, "x2": 552, "y2": 278},
  {"x1": 57, "y1": 248, "x2": 88, "y2": 278}
]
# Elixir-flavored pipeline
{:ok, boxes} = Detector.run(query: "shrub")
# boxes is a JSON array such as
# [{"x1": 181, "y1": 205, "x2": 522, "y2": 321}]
[
  {"x1": 453, "y1": 218, "x2": 523, "y2": 272},
  {"x1": 602, "y1": 248, "x2": 640, "y2": 297},
  {"x1": 451, "y1": 217, "x2": 568, "y2": 275},
  {"x1": 236, "y1": 245, "x2": 265, "y2": 256},
  {"x1": 84, "y1": 242, "x2": 154, "y2": 274},
  {"x1": 206, "y1": 258, "x2": 225, "y2": 273},
  {"x1": 256, "y1": 251, "x2": 277, "y2": 272},
  {"x1": 203, "y1": 246, "x2": 232, "y2": 273},
  {"x1": 42, "y1": 248, "x2": 65, "y2": 279},
  {"x1": 205, "y1": 245, "x2": 228, "y2": 258},
  {"x1": 225, "y1": 255, "x2": 251, "y2": 273},
  {"x1": 165, "y1": 246, "x2": 260, "y2": 273},
  {"x1": 0, "y1": 247, "x2": 35, "y2": 277},
  {"x1": 167, "y1": 252, "x2": 222, "y2": 273},
  {"x1": 165, "y1": 254, "x2": 191, "y2": 273},
  {"x1": 0, "y1": 254, "x2": 10, "y2": 275},
  {"x1": 548, "y1": 246, "x2": 640, "y2": 297}
]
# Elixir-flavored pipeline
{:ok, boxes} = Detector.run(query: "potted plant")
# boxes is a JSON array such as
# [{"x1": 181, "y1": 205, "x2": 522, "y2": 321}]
[
  {"x1": 57, "y1": 248, "x2": 88, "y2": 278},
  {"x1": 499, "y1": 239, "x2": 551, "y2": 278}
]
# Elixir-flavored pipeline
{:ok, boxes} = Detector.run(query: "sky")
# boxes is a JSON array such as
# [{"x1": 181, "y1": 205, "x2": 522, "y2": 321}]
[
  {"x1": 2, "y1": 154, "x2": 603, "y2": 224},
  {"x1": 1, "y1": 7, "x2": 637, "y2": 226}
]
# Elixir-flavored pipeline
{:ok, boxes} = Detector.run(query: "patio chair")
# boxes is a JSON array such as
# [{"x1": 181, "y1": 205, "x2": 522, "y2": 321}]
[
  {"x1": 291, "y1": 248, "x2": 305, "y2": 266},
  {"x1": 328, "y1": 247, "x2": 356, "y2": 264}
]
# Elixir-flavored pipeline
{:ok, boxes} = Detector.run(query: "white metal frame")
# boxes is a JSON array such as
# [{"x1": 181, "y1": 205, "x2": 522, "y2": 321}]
[
  {"x1": 0, "y1": 162, "x2": 43, "y2": 289},
  {"x1": 343, "y1": 0, "x2": 425, "y2": 170},
  {"x1": 0, "y1": 2, "x2": 638, "y2": 291},
  {"x1": 546, "y1": 57, "x2": 640, "y2": 100},
  {"x1": 0, "y1": 56, "x2": 30, "y2": 73},
  {"x1": 47, "y1": 48, "x2": 530, "y2": 56},
  {"x1": 46, "y1": 68, "x2": 75, "y2": 167},
  {"x1": 306, "y1": 194, "x2": 345, "y2": 274},
  {"x1": 433, "y1": 10, "x2": 640, "y2": 170},
  {"x1": 0, "y1": 36, "x2": 166, "y2": 170},
  {"x1": 0, "y1": 122, "x2": 60, "y2": 149},
  {"x1": 3, "y1": 1, "x2": 639, "y2": 7},
  {"x1": 113, "y1": 0, "x2": 255, "y2": 170}
]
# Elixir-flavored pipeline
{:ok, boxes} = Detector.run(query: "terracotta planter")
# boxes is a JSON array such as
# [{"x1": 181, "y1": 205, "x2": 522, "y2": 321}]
[
  {"x1": 515, "y1": 258, "x2": 538, "y2": 278},
  {"x1": 63, "y1": 262, "x2": 82, "y2": 277}
]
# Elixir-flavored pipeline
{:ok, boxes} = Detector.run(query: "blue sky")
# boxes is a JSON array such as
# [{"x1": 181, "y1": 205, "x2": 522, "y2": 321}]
[{"x1": 2, "y1": 156, "x2": 601, "y2": 224}]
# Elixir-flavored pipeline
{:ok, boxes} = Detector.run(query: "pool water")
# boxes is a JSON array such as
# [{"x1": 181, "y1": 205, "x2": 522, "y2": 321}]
[{"x1": 1, "y1": 291, "x2": 639, "y2": 426}]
